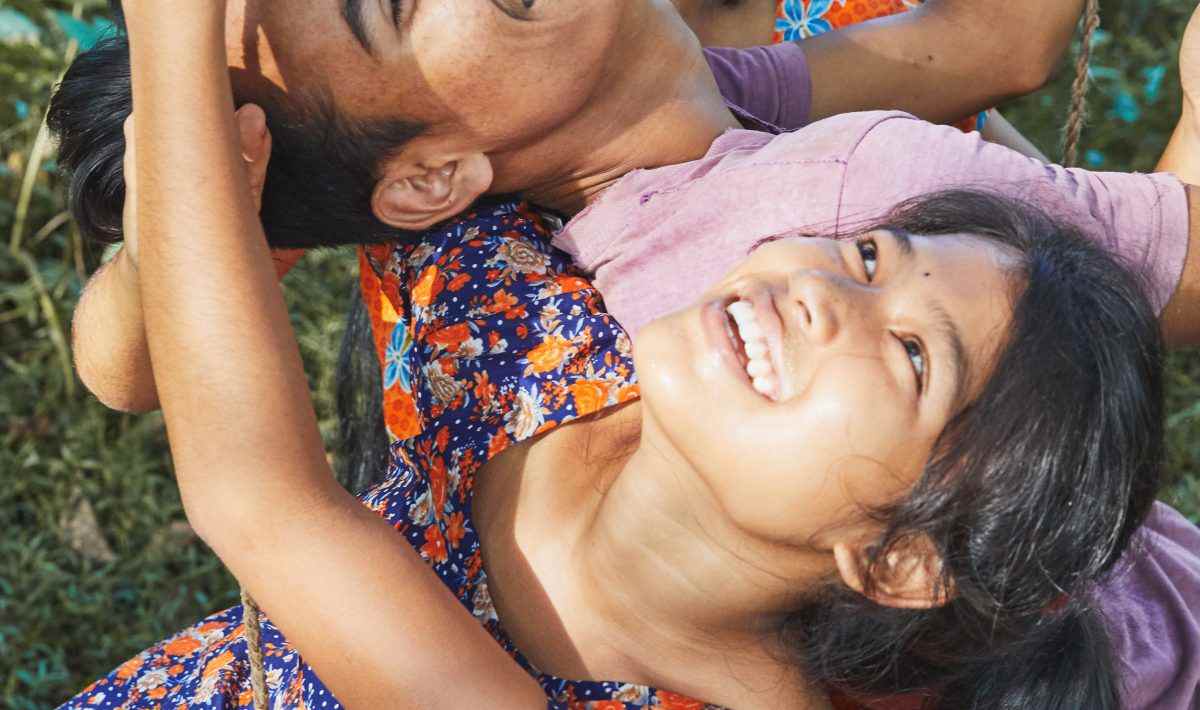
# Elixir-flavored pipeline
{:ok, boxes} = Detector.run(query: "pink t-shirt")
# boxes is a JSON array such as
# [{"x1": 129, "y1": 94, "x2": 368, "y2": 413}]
[
  {"x1": 552, "y1": 111, "x2": 1189, "y2": 336},
  {"x1": 551, "y1": 85, "x2": 1199, "y2": 710}
]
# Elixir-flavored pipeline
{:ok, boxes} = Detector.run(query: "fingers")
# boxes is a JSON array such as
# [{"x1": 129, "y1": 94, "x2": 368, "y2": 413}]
[
  {"x1": 235, "y1": 104, "x2": 272, "y2": 213},
  {"x1": 122, "y1": 114, "x2": 137, "y2": 192},
  {"x1": 121, "y1": 114, "x2": 140, "y2": 261}
]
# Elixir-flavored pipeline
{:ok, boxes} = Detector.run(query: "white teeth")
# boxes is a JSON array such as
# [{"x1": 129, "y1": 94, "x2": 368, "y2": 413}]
[
  {"x1": 725, "y1": 299, "x2": 778, "y2": 399},
  {"x1": 743, "y1": 340, "x2": 768, "y2": 360},
  {"x1": 726, "y1": 299, "x2": 755, "y2": 321},
  {"x1": 746, "y1": 358, "x2": 773, "y2": 378}
]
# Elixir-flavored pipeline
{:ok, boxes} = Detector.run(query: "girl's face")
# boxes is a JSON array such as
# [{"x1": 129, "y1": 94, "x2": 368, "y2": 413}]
[{"x1": 633, "y1": 231, "x2": 1020, "y2": 544}]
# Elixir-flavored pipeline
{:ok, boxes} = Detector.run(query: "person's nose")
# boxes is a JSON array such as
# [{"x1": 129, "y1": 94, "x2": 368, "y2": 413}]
[{"x1": 786, "y1": 268, "x2": 861, "y2": 345}]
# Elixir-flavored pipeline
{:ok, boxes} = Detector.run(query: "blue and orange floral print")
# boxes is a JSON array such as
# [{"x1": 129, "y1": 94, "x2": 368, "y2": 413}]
[
  {"x1": 774, "y1": 0, "x2": 921, "y2": 41},
  {"x1": 61, "y1": 201, "x2": 723, "y2": 710}
]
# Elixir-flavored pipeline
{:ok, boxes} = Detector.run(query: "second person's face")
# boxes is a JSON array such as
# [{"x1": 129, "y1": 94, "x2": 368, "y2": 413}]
[
  {"x1": 225, "y1": 0, "x2": 631, "y2": 161},
  {"x1": 633, "y1": 230, "x2": 1021, "y2": 545}
]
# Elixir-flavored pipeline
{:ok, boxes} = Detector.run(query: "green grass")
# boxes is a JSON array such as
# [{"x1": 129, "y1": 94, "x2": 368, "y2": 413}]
[{"x1": 2, "y1": 1, "x2": 1198, "y2": 707}]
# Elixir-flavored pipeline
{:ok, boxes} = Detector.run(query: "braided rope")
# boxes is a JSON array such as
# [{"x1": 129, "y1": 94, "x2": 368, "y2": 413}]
[
  {"x1": 1063, "y1": 0, "x2": 1102, "y2": 166},
  {"x1": 241, "y1": 587, "x2": 269, "y2": 710}
]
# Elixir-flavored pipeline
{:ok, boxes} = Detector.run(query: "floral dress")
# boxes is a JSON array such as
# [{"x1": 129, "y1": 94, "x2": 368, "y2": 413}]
[
  {"x1": 773, "y1": 0, "x2": 988, "y2": 132},
  {"x1": 61, "y1": 200, "x2": 715, "y2": 710}
]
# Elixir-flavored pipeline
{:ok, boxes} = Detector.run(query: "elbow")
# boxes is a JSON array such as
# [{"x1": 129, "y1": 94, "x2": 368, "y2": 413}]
[
  {"x1": 75, "y1": 355, "x2": 161, "y2": 413},
  {"x1": 1007, "y1": 49, "x2": 1061, "y2": 97},
  {"x1": 1002, "y1": 14, "x2": 1081, "y2": 97},
  {"x1": 179, "y1": 484, "x2": 255, "y2": 556}
]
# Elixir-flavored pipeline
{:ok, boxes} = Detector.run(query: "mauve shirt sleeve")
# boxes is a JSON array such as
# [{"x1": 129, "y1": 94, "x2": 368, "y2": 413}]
[
  {"x1": 840, "y1": 114, "x2": 1190, "y2": 313},
  {"x1": 703, "y1": 44, "x2": 813, "y2": 130},
  {"x1": 1102, "y1": 503, "x2": 1200, "y2": 709}
]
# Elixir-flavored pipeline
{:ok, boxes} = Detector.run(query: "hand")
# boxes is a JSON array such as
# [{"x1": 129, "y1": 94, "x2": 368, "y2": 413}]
[
  {"x1": 233, "y1": 104, "x2": 305, "y2": 278},
  {"x1": 120, "y1": 114, "x2": 141, "y2": 267},
  {"x1": 1180, "y1": 4, "x2": 1200, "y2": 116},
  {"x1": 120, "y1": 104, "x2": 296, "y2": 272}
]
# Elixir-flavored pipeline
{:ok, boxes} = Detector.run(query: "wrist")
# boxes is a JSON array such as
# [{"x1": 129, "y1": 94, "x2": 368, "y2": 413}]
[{"x1": 113, "y1": 245, "x2": 141, "y2": 287}]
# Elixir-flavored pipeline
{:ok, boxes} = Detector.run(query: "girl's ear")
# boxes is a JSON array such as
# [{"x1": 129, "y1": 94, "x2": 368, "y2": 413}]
[
  {"x1": 371, "y1": 151, "x2": 493, "y2": 231},
  {"x1": 833, "y1": 535, "x2": 951, "y2": 610}
]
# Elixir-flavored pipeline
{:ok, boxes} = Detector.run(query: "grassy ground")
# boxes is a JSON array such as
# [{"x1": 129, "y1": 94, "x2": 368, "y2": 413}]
[{"x1": 2, "y1": 1, "x2": 1199, "y2": 707}]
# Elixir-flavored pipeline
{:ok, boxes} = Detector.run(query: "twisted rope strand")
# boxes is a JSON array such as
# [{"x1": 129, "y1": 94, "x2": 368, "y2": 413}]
[
  {"x1": 241, "y1": 587, "x2": 269, "y2": 710},
  {"x1": 1063, "y1": 0, "x2": 1102, "y2": 166}
]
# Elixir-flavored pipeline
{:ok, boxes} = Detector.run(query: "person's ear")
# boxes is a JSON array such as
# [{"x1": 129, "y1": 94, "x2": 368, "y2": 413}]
[
  {"x1": 833, "y1": 535, "x2": 951, "y2": 609},
  {"x1": 371, "y1": 152, "x2": 493, "y2": 231}
]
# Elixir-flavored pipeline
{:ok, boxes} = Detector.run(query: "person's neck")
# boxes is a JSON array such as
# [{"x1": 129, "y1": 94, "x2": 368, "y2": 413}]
[
  {"x1": 491, "y1": 2, "x2": 741, "y2": 215},
  {"x1": 549, "y1": 415, "x2": 834, "y2": 710}
]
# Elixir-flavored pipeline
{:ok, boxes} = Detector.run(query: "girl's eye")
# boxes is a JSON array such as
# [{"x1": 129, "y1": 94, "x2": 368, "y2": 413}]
[
  {"x1": 856, "y1": 239, "x2": 878, "y2": 281},
  {"x1": 903, "y1": 338, "x2": 926, "y2": 393}
]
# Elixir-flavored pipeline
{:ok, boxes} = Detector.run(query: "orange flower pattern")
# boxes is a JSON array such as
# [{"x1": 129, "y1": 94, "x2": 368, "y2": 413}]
[{"x1": 63, "y1": 201, "x2": 728, "y2": 709}]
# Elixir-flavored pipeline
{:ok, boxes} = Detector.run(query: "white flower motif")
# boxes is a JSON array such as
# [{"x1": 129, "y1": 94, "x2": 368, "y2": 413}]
[
  {"x1": 459, "y1": 337, "x2": 484, "y2": 359},
  {"x1": 615, "y1": 331, "x2": 633, "y2": 356},
  {"x1": 472, "y1": 582, "x2": 498, "y2": 622},
  {"x1": 539, "y1": 303, "x2": 562, "y2": 331},
  {"x1": 613, "y1": 684, "x2": 650, "y2": 703},
  {"x1": 135, "y1": 668, "x2": 169, "y2": 692},
  {"x1": 488, "y1": 239, "x2": 548, "y2": 276},
  {"x1": 505, "y1": 386, "x2": 546, "y2": 440},
  {"x1": 265, "y1": 667, "x2": 284, "y2": 690},
  {"x1": 408, "y1": 490, "x2": 434, "y2": 526},
  {"x1": 424, "y1": 362, "x2": 462, "y2": 406},
  {"x1": 406, "y1": 243, "x2": 436, "y2": 268}
]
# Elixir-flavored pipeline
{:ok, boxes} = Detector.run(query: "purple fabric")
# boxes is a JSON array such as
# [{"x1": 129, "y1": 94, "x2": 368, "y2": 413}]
[
  {"x1": 1104, "y1": 503, "x2": 1200, "y2": 709},
  {"x1": 550, "y1": 111, "x2": 1198, "y2": 709},
  {"x1": 553, "y1": 112, "x2": 1188, "y2": 336},
  {"x1": 703, "y1": 43, "x2": 813, "y2": 131}
]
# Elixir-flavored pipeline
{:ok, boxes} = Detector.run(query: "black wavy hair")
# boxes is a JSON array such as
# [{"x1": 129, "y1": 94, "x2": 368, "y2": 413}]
[
  {"x1": 782, "y1": 190, "x2": 1164, "y2": 709},
  {"x1": 47, "y1": 30, "x2": 425, "y2": 250}
]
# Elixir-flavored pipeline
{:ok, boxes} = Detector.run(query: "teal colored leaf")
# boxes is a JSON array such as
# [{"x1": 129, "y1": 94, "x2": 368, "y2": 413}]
[
  {"x1": 52, "y1": 12, "x2": 114, "y2": 51},
  {"x1": 0, "y1": 8, "x2": 39, "y2": 44},
  {"x1": 1110, "y1": 90, "x2": 1142, "y2": 123},
  {"x1": 1143, "y1": 65, "x2": 1168, "y2": 103}
]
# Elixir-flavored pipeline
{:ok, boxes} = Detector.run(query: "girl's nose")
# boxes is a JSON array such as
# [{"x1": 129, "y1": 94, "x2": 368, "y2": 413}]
[{"x1": 787, "y1": 268, "x2": 858, "y2": 345}]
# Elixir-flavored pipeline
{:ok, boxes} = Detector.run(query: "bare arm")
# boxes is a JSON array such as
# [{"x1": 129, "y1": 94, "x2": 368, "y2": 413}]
[
  {"x1": 123, "y1": 2, "x2": 542, "y2": 707},
  {"x1": 1156, "y1": 6, "x2": 1200, "y2": 347},
  {"x1": 980, "y1": 110, "x2": 1050, "y2": 162},
  {"x1": 71, "y1": 177, "x2": 302, "y2": 413},
  {"x1": 804, "y1": 0, "x2": 1084, "y2": 123},
  {"x1": 1160, "y1": 186, "x2": 1200, "y2": 347},
  {"x1": 73, "y1": 248, "x2": 159, "y2": 411}
]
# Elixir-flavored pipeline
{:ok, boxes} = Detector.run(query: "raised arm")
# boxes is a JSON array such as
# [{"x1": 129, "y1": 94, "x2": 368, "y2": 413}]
[
  {"x1": 70, "y1": 183, "x2": 301, "y2": 414},
  {"x1": 121, "y1": 2, "x2": 541, "y2": 707},
  {"x1": 1157, "y1": 5, "x2": 1200, "y2": 347},
  {"x1": 803, "y1": 0, "x2": 1085, "y2": 124}
]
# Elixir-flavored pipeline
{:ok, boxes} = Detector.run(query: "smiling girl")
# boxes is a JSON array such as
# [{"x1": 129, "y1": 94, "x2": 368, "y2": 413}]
[{"x1": 59, "y1": 3, "x2": 1184, "y2": 709}]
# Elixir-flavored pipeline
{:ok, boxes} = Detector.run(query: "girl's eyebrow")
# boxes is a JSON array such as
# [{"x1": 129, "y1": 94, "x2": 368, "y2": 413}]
[{"x1": 927, "y1": 298, "x2": 970, "y2": 411}]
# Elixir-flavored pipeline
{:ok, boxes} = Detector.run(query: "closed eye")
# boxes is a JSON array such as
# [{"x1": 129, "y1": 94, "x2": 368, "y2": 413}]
[
  {"x1": 390, "y1": 0, "x2": 403, "y2": 27},
  {"x1": 856, "y1": 238, "x2": 878, "y2": 281},
  {"x1": 493, "y1": 0, "x2": 537, "y2": 20}
]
